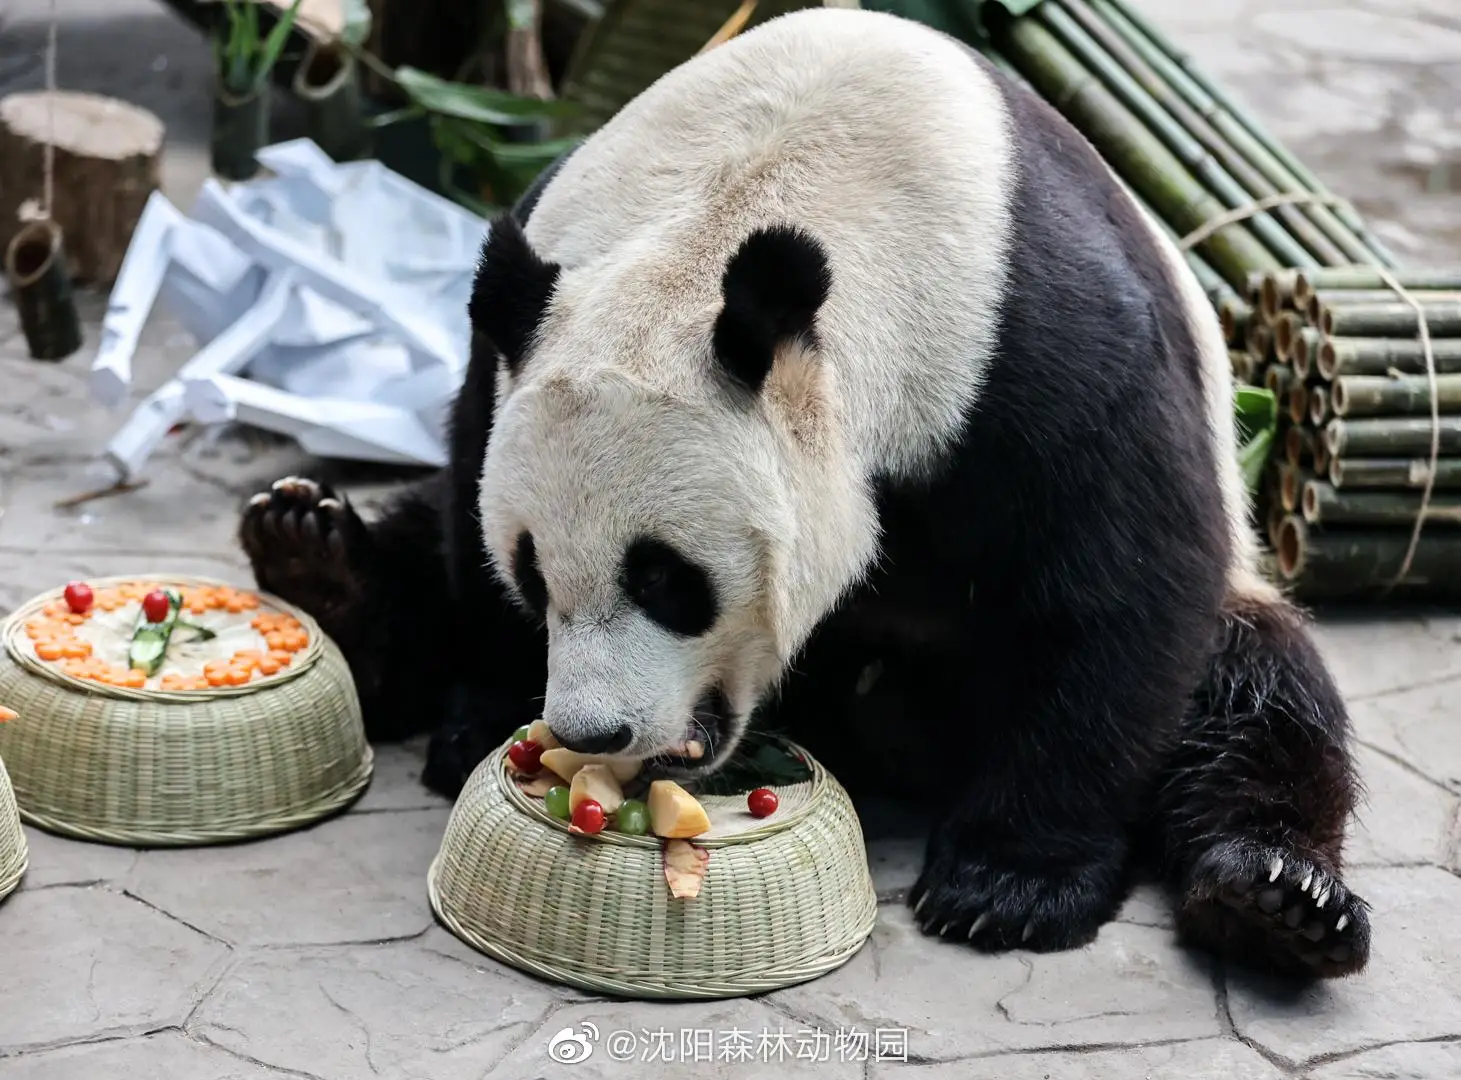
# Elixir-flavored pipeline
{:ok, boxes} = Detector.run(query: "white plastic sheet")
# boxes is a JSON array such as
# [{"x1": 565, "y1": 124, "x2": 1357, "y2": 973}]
[{"x1": 92, "y1": 138, "x2": 490, "y2": 481}]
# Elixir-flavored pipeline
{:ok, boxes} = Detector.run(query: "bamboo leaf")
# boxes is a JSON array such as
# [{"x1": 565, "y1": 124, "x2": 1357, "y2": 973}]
[
  {"x1": 256, "y1": 0, "x2": 305, "y2": 82},
  {"x1": 1234, "y1": 385, "x2": 1278, "y2": 496},
  {"x1": 395, "y1": 66, "x2": 579, "y2": 124}
]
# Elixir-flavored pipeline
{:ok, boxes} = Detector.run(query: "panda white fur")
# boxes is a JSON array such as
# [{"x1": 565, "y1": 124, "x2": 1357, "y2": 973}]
[{"x1": 241, "y1": 7, "x2": 1369, "y2": 977}]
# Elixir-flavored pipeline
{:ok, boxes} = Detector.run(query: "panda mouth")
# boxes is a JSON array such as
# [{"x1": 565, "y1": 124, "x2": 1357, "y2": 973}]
[{"x1": 647, "y1": 686, "x2": 731, "y2": 773}]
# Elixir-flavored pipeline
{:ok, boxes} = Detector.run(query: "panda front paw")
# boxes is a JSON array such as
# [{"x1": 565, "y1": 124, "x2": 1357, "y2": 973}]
[
  {"x1": 909, "y1": 827, "x2": 1128, "y2": 952},
  {"x1": 238, "y1": 476, "x2": 372, "y2": 635}
]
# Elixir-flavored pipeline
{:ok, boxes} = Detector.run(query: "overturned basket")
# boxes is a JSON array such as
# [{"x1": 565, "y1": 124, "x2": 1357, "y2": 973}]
[
  {"x1": 0, "y1": 754, "x2": 25, "y2": 901},
  {"x1": 0, "y1": 575, "x2": 372, "y2": 846},
  {"x1": 428, "y1": 736, "x2": 878, "y2": 1000}
]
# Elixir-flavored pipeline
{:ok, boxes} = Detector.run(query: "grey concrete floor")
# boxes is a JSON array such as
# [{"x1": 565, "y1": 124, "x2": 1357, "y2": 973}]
[{"x1": 1, "y1": 1, "x2": 1460, "y2": 1077}]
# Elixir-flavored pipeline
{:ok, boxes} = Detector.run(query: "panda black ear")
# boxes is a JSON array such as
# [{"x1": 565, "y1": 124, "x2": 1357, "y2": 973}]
[
  {"x1": 712, "y1": 225, "x2": 831, "y2": 394},
  {"x1": 468, "y1": 213, "x2": 561, "y2": 375}
]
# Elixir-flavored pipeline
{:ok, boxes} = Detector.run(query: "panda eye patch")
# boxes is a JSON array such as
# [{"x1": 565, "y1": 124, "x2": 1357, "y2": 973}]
[
  {"x1": 512, "y1": 532, "x2": 549, "y2": 615},
  {"x1": 621, "y1": 537, "x2": 718, "y2": 637}
]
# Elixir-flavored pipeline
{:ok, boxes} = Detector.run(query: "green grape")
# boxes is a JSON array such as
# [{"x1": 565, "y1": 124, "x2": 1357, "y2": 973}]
[
  {"x1": 544, "y1": 786, "x2": 571, "y2": 820},
  {"x1": 512, "y1": 725, "x2": 531, "y2": 743},
  {"x1": 615, "y1": 799, "x2": 650, "y2": 836}
]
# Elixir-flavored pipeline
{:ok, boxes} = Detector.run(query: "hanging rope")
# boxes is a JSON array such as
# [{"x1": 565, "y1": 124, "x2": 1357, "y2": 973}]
[{"x1": 17, "y1": 0, "x2": 58, "y2": 225}]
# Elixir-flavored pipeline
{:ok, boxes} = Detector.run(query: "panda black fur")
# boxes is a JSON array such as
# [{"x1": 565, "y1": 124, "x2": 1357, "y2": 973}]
[{"x1": 239, "y1": 8, "x2": 1369, "y2": 979}]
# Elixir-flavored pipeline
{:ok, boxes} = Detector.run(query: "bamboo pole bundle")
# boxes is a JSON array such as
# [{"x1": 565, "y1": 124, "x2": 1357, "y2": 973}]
[{"x1": 970, "y1": 0, "x2": 1459, "y2": 600}]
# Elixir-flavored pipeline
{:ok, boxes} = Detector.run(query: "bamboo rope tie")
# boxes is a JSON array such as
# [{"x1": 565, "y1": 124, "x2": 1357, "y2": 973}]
[{"x1": 1177, "y1": 192, "x2": 1441, "y2": 592}]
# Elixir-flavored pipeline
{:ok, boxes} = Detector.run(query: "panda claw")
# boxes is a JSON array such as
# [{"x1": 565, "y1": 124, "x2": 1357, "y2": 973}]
[
  {"x1": 1299, "y1": 871, "x2": 1313, "y2": 893},
  {"x1": 248, "y1": 492, "x2": 271, "y2": 508},
  {"x1": 967, "y1": 913, "x2": 990, "y2": 939},
  {"x1": 1021, "y1": 920, "x2": 1035, "y2": 942},
  {"x1": 1268, "y1": 857, "x2": 1283, "y2": 882},
  {"x1": 1335, "y1": 913, "x2": 1350, "y2": 932},
  {"x1": 913, "y1": 893, "x2": 929, "y2": 918}
]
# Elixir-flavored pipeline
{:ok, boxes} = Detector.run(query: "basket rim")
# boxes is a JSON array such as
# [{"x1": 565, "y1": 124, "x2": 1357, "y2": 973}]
[
  {"x1": 426, "y1": 854, "x2": 878, "y2": 1000},
  {"x1": 12, "y1": 745, "x2": 375, "y2": 847},
  {"x1": 1, "y1": 573, "x2": 325, "y2": 703},
  {"x1": 496, "y1": 734, "x2": 826, "y2": 849}
]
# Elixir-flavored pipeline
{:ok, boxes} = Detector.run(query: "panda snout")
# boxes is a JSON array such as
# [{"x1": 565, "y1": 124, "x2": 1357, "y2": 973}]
[{"x1": 548, "y1": 722, "x2": 635, "y2": 756}]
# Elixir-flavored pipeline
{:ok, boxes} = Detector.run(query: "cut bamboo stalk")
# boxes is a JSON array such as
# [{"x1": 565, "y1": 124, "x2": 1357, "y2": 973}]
[
  {"x1": 1294, "y1": 267, "x2": 1461, "y2": 309},
  {"x1": 1221, "y1": 299, "x2": 1251, "y2": 348},
  {"x1": 1308, "y1": 384, "x2": 1330, "y2": 426},
  {"x1": 1313, "y1": 436, "x2": 1329, "y2": 475},
  {"x1": 1247, "y1": 321, "x2": 1272, "y2": 363},
  {"x1": 1266, "y1": 501, "x2": 1285, "y2": 549},
  {"x1": 1230, "y1": 349, "x2": 1256, "y2": 383},
  {"x1": 1325, "y1": 416, "x2": 1461, "y2": 457},
  {"x1": 1317, "y1": 337, "x2": 1461, "y2": 380},
  {"x1": 1302, "y1": 480, "x2": 1461, "y2": 527},
  {"x1": 1245, "y1": 271, "x2": 1266, "y2": 315},
  {"x1": 1099, "y1": 0, "x2": 1396, "y2": 266},
  {"x1": 1330, "y1": 374, "x2": 1461, "y2": 418},
  {"x1": 1092, "y1": 0, "x2": 1381, "y2": 266},
  {"x1": 1260, "y1": 270, "x2": 1303, "y2": 323},
  {"x1": 1277, "y1": 462, "x2": 1306, "y2": 512},
  {"x1": 1272, "y1": 312, "x2": 1305, "y2": 362},
  {"x1": 1054, "y1": 0, "x2": 1333, "y2": 267},
  {"x1": 991, "y1": 15, "x2": 1282, "y2": 291},
  {"x1": 1285, "y1": 424, "x2": 1315, "y2": 468},
  {"x1": 4, "y1": 218, "x2": 83, "y2": 361},
  {"x1": 1329, "y1": 456, "x2": 1461, "y2": 490},
  {"x1": 1286, "y1": 384, "x2": 1308, "y2": 426},
  {"x1": 1291, "y1": 328, "x2": 1322, "y2": 380},
  {"x1": 1265, "y1": 363, "x2": 1292, "y2": 398},
  {"x1": 1319, "y1": 301, "x2": 1461, "y2": 338},
  {"x1": 1308, "y1": 288, "x2": 1461, "y2": 324},
  {"x1": 1278, "y1": 516, "x2": 1461, "y2": 596}
]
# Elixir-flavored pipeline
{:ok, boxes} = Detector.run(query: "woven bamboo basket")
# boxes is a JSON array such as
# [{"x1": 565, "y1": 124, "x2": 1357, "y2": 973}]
[
  {"x1": 428, "y1": 737, "x2": 878, "y2": 1000},
  {"x1": 0, "y1": 575, "x2": 372, "y2": 846},
  {"x1": 0, "y1": 755, "x2": 26, "y2": 901}
]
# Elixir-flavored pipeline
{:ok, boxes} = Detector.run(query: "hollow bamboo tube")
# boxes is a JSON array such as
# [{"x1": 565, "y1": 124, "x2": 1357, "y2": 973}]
[
  {"x1": 1325, "y1": 417, "x2": 1461, "y2": 457},
  {"x1": 1294, "y1": 267, "x2": 1461, "y2": 309},
  {"x1": 1329, "y1": 456, "x2": 1461, "y2": 490},
  {"x1": 990, "y1": 15, "x2": 1282, "y2": 291},
  {"x1": 1308, "y1": 288, "x2": 1461, "y2": 324},
  {"x1": 1291, "y1": 329, "x2": 1322, "y2": 380},
  {"x1": 1097, "y1": 0, "x2": 1395, "y2": 266},
  {"x1": 1272, "y1": 312, "x2": 1305, "y2": 362},
  {"x1": 1319, "y1": 301, "x2": 1461, "y2": 338},
  {"x1": 1302, "y1": 480, "x2": 1461, "y2": 528},
  {"x1": 1317, "y1": 337, "x2": 1461, "y2": 380},
  {"x1": 1277, "y1": 462, "x2": 1308, "y2": 512},
  {"x1": 1248, "y1": 322, "x2": 1272, "y2": 363},
  {"x1": 1286, "y1": 385, "x2": 1309, "y2": 425},
  {"x1": 1277, "y1": 516, "x2": 1461, "y2": 596},
  {"x1": 1230, "y1": 349, "x2": 1256, "y2": 383},
  {"x1": 4, "y1": 219, "x2": 83, "y2": 361},
  {"x1": 1308, "y1": 385, "x2": 1330, "y2": 426},
  {"x1": 1260, "y1": 270, "x2": 1304, "y2": 322},
  {"x1": 1053, "y1": 0, "x2": 1334, "y2": 268},
  {"x1": 1329, "y1": 374, "x2": 1461, "y2": 418},
  {"x1": 1285, "y1": 424, "x2": 1315, "y2": 467},
  {"x1": 1265, "y1": 364, "x2": 1292, "y2": 398},
  {"x1": 1221, "y1": 299, "x2": 1251, "y2": 348},
  {"x1": 1313, "y1": 436, "x2": 1329, "y2": 476}
]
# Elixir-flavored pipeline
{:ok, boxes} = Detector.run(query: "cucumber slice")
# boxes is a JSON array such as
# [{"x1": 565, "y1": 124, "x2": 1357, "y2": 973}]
[{"x1": 127, "y1": 589, "x2": 183, "y2": 676}]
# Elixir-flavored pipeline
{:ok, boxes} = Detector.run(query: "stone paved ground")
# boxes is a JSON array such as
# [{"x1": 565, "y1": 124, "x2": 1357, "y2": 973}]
[{"x1": 1, "y1": 1, "x2": 1460, "y2": 1077}]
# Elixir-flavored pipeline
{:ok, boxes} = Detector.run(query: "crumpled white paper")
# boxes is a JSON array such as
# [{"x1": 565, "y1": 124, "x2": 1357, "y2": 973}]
[{"x1": 92, "y1": 138, "x2": 490, "y2": 481}]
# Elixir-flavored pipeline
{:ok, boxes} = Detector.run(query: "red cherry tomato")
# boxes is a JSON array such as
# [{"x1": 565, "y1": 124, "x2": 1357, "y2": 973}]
[
  {"x1": 571, "y1": 799, "x2": 606, "y2": 834},
  {"x1": 63, "y1": 581, "x2": 94, "y2": 614},
  {"x1": 507, "y1": 738, "x2": 543, "y2": 773},
  {"x1": 142, "y1": 589, "x2": 171, "y2": 624},
  {"x1": 747, "y1": 788, "x2": 779, "y2": 818}
]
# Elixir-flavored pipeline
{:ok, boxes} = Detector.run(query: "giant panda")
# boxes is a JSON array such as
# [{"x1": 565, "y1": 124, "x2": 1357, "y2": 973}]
[{"x1": 239, "y1": 7, "x2": 1369, "y2": 977}]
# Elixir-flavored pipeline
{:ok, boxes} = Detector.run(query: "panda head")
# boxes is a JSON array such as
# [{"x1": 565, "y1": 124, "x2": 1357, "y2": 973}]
[{"x1": 471, "y1": 214, "x2": 872, "y2": 777}]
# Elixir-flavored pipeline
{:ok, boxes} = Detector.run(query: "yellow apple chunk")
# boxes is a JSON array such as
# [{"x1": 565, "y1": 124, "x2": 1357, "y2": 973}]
[
  {"x1": 569, "y1": 763, "x2": 624, "y2": 815},
  {"x1": 648, "y1": 780, "x2": 711, "y2": 839},
  {"x1": 540, "y1": 747, "x2": 641, "y2": 785}
]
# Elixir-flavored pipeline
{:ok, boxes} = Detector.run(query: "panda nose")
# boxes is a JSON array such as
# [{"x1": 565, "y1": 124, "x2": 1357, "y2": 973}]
[{"x1": 552, "y1": 724, "x2": 634, "y2": 755}]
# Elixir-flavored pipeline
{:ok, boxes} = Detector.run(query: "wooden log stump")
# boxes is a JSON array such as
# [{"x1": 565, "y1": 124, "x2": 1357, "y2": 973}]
[{"x1": 0, "y1": 90, "x2": 165, "y2": 286}]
